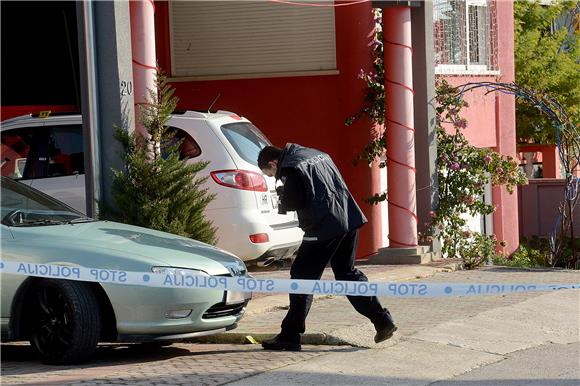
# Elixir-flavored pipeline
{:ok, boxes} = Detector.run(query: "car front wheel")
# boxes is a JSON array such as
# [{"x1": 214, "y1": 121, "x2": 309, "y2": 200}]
[{"x1": 29, "y1": 279, "x2": 101, "y2": 364}]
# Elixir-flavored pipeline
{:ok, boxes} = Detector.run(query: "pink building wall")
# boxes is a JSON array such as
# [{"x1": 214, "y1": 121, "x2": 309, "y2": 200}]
[
  {"x1": 442, "y1": 1, "x2": 519, "y2": 255},
  {"x1": 443, "y1": 76, "x2": 498, "y2": 148},
  {"x1": 519, "y1": 179, "x2": 580, "y2": 238}
]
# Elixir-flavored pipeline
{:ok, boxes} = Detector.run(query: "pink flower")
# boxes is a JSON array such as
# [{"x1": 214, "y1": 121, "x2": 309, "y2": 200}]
[
  {"x1": 358, "y1": 69, "x2": 365, "y2": 79},
  {"x1": 463, "y1": 230, "x2": 472, "y2": 238},
  {"x1": 497, "y1": 167, "x2": 504, "y2": 173},
  {"x1": 429, "y1": 210, "x2": 436, "y2": 218},
  {"x1": 483, "y1": 155, "x2": 492, "y2": 164},
  {"x1": 449, "y1": 162, "x2": 461, "y2": 171},
  {"x1": 453, "y1": 118, "x2": 468, "y2": 129},
  {"x1": 463, "y1": 196, "x2": 475, "y2": 205}
]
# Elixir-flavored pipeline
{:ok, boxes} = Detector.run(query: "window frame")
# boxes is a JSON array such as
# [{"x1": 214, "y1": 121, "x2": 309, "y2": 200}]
[
  {"x1": 434, "y1": 0, "x2": 499, "y2": 75},
  {"x1": 166, "y1": 127, "x2": 203, "y2": 161}
]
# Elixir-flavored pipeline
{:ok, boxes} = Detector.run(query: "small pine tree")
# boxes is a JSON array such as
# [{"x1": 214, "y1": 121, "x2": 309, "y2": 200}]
[{"x1": 110, "y1": 70, "x2": 217, "y2": 245}]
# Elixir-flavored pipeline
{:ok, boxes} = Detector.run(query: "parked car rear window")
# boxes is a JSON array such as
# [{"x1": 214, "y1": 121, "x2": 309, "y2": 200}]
[
  {"x1": 165, "y1": 127, "x2": 202, "y2": 160},
  {"x1": 221, "y1": 122, "x2": 271, "y2": 166}
]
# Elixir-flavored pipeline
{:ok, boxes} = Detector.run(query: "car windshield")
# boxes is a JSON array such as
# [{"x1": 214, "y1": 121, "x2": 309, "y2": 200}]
[
  {"x1": 1, "y1": 176, "x2": 92, "y2": 226},
  {"x1": 221, "y1": 122, "x2": 271, "y2": 166}
]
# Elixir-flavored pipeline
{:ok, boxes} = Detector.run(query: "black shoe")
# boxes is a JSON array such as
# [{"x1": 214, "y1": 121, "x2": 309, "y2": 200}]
[
  {"x1": 374, "y1": 311, "x2": 397, "y2": 343},
  {"x1": 261, "y1": 334, "x2": 302, "y2": 351}
]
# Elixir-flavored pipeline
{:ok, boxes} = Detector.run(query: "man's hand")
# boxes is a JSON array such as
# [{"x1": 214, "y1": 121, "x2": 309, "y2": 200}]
[{"x1": 275, "y1": 186, "x2": 287, "y2": 214}]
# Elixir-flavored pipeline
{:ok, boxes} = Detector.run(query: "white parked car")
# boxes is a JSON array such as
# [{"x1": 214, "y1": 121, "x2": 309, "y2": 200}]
[{"x1": 0, "y1": 111, "x2": 303, "y2": 265}]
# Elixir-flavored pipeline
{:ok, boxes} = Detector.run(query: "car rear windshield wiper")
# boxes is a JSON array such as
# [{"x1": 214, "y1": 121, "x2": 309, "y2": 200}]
[
  {"x1": 67, "y1": 217, "x2": 96, "y2": 224},
  {"x1": 12, "y1": 219, "x2": 68, "y2": 227}
]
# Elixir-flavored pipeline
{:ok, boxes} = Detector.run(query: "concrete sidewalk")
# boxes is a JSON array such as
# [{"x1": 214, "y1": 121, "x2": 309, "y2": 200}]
[
  {"x1": 194, "y1": 263, "x2": 579, "y2": 348},
  {"x1": 194, "y1": 259, "x2": 462, "y2": 345},
  {"x1": 204, "y1": 265, "x2": 579, "y2": 385}
]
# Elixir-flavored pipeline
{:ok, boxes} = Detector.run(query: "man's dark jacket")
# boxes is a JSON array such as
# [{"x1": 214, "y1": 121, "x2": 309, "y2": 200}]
[{"x1": 276, "y1": 143, "x2": 367, "y2": 241}]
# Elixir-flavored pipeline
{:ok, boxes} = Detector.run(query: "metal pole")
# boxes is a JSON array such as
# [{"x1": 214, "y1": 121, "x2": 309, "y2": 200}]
[{"x1": 76, "y1": 0, "x2": 101, "y2": 217}]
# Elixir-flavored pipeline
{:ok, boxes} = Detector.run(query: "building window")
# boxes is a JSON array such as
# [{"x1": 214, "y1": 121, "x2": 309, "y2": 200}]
[{"x1": 433, "y1": 0, "x2": 498, "y2": 74}]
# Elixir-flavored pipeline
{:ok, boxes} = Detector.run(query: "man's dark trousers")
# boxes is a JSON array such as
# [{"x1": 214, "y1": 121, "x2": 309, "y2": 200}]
[{"x1": 280, "y1": 228, "x2": 390, "y2": 339}]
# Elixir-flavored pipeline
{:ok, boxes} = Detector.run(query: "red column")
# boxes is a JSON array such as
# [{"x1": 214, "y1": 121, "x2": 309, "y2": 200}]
[
  {"x1": 383, "y1": 7, "x2": 418, "y2": 247},
  {"x1": 130, "y1": 0, "x2": 157, "y2": 136},
  {"x1": 492, "y1": 0, "x2": 519, "y2": 255},
  {"x1": 541, "y1": 145, "x2": 560, "y2": 178}
]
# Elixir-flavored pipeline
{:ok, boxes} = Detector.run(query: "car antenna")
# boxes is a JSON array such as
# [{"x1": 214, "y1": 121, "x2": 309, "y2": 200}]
[{"x1": 208, "y1": 93, "x2": 221, "y2": 113}]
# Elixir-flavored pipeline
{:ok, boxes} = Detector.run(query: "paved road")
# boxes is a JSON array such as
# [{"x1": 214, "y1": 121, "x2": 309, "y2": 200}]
[{"x1": 1, "y1": 267, "x2": 578, "y2": 385}]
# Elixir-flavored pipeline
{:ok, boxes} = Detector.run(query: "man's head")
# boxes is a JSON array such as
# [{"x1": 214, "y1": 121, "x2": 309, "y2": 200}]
[{"x1": 258, "y1": 146, "x2": 283, "y2": 177}]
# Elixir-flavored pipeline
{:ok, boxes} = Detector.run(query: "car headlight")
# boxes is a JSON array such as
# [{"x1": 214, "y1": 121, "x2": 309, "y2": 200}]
[
  {"x1": 151, "y1": 266, "x2": 210, "y2": 277},
  {"x1": 222, "y1": 259, "x2": 248, "y2": 277}
]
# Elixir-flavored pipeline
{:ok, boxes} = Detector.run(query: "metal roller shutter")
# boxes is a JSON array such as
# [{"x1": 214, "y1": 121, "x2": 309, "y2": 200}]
[{"x1": 169, "y1": 1, "x2": 336, "y2": 79}]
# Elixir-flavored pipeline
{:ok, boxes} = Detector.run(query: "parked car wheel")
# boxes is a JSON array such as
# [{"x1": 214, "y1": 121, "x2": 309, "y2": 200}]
[{"x1": 29, "y1": 279, "x2": 101, "y2": 365}]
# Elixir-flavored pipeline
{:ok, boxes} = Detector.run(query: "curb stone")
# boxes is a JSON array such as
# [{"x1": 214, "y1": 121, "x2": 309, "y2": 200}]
[{"x1": 188, "y1": 332, "x2": 352, "y2": 346}]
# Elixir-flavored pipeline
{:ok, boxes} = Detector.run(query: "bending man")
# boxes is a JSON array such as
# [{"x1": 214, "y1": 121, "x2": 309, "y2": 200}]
[{"x1": 258, "y1": 144, "x2": 397, "y2": 351}]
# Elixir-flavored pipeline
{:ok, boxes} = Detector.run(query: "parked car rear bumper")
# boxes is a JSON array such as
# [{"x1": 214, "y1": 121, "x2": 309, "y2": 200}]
[{"x1": 207, "y1": 208, "x2": 303, "y2": 261}]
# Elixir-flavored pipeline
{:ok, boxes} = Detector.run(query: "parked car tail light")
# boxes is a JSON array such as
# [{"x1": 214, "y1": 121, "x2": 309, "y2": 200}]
[
  {"x1": 211, "y1": 170, "x2": 268, "y2": 192},
  {"x1": 249, "y1": 233, "x2": 269, "y2": 244}
]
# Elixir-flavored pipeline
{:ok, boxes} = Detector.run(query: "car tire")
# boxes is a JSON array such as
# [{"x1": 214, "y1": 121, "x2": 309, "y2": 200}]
[{"x1": 29, "y1": 279, "x2": 101, "y2": 365}]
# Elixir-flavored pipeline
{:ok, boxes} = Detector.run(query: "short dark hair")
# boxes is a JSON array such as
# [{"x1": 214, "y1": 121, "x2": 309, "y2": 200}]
[{"x1": 258, "y1": 146, "x2": 283, "y2": 169}]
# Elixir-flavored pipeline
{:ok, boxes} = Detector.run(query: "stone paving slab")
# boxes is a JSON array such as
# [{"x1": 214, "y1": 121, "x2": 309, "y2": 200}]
[
  {"x1": 226, "y1": 340, "x2": 505, "y2": 386},
  {"x1": 0, "y1": 343, "x2": 348, "y2": 385},
  {"x1": 198, "y1": 267, "x2": 580, "y2": 346},
  {"x1": 411, "y1": 288, "x2": 580, "y2": 354}
]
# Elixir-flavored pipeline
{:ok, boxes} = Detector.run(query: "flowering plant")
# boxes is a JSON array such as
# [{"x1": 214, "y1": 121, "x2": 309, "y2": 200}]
[
  {"x1": 423, "y1": 79, "x2": 528, "y2": 267},
  {"x1": 346, "y1": 9, "x2": 386, "y2": 167},
  {"x1": 345, "y1": 8, "x2": 528, "y2": 268}
]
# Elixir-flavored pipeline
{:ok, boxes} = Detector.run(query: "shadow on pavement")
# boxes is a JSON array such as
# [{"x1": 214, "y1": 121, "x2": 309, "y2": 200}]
[{"x1": 0, "y1": 342, "x2": 354, "y2": 376}]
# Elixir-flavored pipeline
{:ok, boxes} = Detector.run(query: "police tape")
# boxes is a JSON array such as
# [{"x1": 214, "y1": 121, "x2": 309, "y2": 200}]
[{"x1": 1, "y1": 260, "x2": 578, "y2": 298}]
